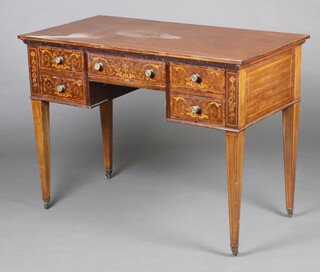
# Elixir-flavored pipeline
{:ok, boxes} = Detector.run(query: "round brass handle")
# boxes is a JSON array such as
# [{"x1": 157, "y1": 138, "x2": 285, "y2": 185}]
[
  {"x1": 191, "y1": 73, "x2": 201, "y2": 83},
  {"x1": 56, "y1": 84, "x2": 65, "y2": 93},
  {"x1": 54, "y1": 56, "x2": 64, "y2": 64},
  {"x1": 94, "y1": 62, "x2": 103, "y2": 71},
  {"x1": 145, "y1": 69, "x2": 154, "y2": 78},
  {"x1": 191, "y1": 105, "x2": 201, "y2": 114}
]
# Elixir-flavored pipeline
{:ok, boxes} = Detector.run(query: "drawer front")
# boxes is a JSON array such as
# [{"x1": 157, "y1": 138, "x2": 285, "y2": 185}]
[
  {"x1": 39, "y1": 75, "x2": 85, "y2": 102},
  {"x1": 39, "y1": 47, "x2": 84, "y2": 73},
  {"x1": 88, "y1": 54, "x2": 166, "y2": 89},
  {"x1": 169, "y1": 93, "x2": 225, "y2": 126},
  {"x1": 170, "y1": 63, "x2": 225, "y2": 95}
]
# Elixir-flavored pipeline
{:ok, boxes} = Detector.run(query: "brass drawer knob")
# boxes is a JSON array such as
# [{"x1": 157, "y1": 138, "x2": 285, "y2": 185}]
[
  {"x1": 145, "y1": 69, "x2": 154, "y2": 78},
  {"x1": 54, "y1": 56, "x2": 64, "y2": 64},
  {"x1": 191, "y1": 105, "x2": 201, "y2": 114},
  {"x1": 94, "y1": 62, "x2": 103, "y2": 71},
  {"x1": 191, "y1": 73, "x2": 201, "y2": 83},
  {"x1": 56, "y1": 84, "x2": 66, "y2": 93}
]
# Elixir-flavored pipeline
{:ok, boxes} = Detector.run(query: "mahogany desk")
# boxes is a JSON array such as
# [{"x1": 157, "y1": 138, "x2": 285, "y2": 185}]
[{"x1": 18, "y1": 16, "x2": 309, "y2": 256}]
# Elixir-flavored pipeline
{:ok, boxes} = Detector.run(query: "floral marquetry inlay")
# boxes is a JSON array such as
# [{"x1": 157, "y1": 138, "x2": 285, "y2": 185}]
[
  {"x1": 170, "y1": 64, "x2": 225, "y2": 94},
  {"x1": 170, "y1": 94, "x2": 224, "y2": 125},
  {"x1": 39, "y1": 47, "x2": 83, "y2": 72},
  {"x1": 40, "y1": 75, "x2": 85, "y2": 101},
  {"x1": 28, "y1": 47, "x2": 39, "y2": 94},
  {"x1": 226, "y1": 73, "x2": 238, "y2": 127},
  {"x1": 89, "y1": 54, "x2": 166, "y2": 87}
]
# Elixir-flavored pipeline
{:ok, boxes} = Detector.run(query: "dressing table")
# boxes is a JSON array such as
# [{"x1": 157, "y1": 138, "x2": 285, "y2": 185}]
[{"x1": 18, "y1": 16, "x2": 309, "y2": 255}]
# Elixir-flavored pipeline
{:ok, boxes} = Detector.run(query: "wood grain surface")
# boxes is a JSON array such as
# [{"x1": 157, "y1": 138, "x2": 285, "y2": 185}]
[
  {"x1": 31, "y1": 100, "x2": 50, "y2": 205},
  {"x1": 244, "y1": 49, "x2": 294, "y2": 124},
  {"x1": 18, "y1": 16, "x2": 309, "y2": 65},
  {"x1": 100, "y1": 100, "x2": 113, "y2": 175},
  {"x1": 225, "y1": 130, "x2": 245, "y2": 254},
  {"x1": 283, "y1": 103, "x2": 300, "y2": 213}
]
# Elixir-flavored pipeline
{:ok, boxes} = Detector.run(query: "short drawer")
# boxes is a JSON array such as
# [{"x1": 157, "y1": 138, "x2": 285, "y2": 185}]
[
  {"x1": 170, "y1": 63, "x2": 225, "y2": 95},
  {"x1": 38, "y1": 46, "x2": 84, "y2": 73},
  {"x1": 39, "y1": 75, "x2": 85, "y2": 103},
  {"x1": 88, "y1": 54, "x2": 166, "y2": 90},
  {"x1": 168, "y1": 93, "x2": 225, "y2": 126}
]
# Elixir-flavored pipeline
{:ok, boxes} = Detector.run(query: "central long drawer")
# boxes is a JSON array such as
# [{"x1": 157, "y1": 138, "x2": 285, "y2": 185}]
[{"x1": 88, "y1": 53, "x2": 166, "y2": 90}]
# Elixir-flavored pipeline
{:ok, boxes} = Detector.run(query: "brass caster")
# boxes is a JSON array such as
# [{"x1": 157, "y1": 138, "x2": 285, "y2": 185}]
[
  {"x1": 230, "y1": 244, "x2": 239, "y2": 256},
  {"x1": 286, "y1": 208, "x2": 293, "y2": 218},
  {"x1": 43, "y1": 199, "x2": 50, "y2": 209},
  {"x1": 105, "y1": 169, "x2": 112, "y2": 179}
]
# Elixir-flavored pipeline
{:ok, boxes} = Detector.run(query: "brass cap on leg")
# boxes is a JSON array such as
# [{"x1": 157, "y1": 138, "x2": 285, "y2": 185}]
[
  {"x1": 286, "y1": 208, "x2": 293, "y2": 218},
  {"x1": 230, "y1": 244, "x2": 239, "y2": 256},
  {"x1": 43, "y1": 199, "x2": 50, "y2": 209},
  {"x1": 105, "y1": 169, "x2": 113, "y2": 179}
]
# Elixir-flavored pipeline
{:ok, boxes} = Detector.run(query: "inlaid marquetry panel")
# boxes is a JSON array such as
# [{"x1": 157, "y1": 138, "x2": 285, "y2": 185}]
[
  {"x1": 226, "y1": 72, "x2": 238, "y2": 127},
  {"x1": 244, "y1": 50, "x2": 294, "y2": 124},
  {"x1": 169, "y1": 93, "x2": 225, "y2": 125},
  {"x1": 39, "y1": 75, "x2": 85, "y2": 102},
  {"x1": 39, "y1": 47, "x2": 84, "y2": 73},
  {"x1": 28, "y1": 46, "x2": 39, "y2": 95},
  {"x1": 88, "y1": 54, "x2": 166, "y2": 89},
  {"x1": 170, "y1": 63, "x2": 225, "y2": 95}
]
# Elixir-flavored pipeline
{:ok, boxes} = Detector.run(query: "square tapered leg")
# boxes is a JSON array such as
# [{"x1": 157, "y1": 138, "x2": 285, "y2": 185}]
[
  {"x1": 283, "y1": 103, "x2": 300, "y2": 217},
  {"x1": 100, "y1": 100, "x2": 113, "y2": 179},
  {"x1": 225, "y1": 130, "x2": 245, "y2": 256},
  {"x1": 31, "y1": 100, "x2": 50, "y2": 209}
]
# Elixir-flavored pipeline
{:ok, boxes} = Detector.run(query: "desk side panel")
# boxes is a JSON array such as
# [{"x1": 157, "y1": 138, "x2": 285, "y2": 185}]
[{"x1": 242, "y1": 49, "x2": 295, "y2": 126}]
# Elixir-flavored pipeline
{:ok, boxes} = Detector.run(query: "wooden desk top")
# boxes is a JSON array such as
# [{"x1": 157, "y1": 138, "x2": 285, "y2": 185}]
[{"x1": 18, "y1": 15, "x2": 309, "y2": 66}]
